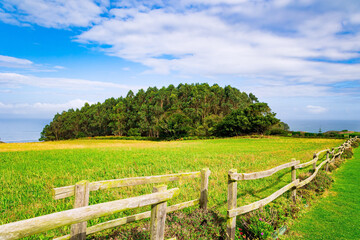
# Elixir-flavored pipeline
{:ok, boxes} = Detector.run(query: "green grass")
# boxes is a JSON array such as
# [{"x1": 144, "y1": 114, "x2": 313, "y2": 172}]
[
  {"x1": 0, "y1": 137, "x2": 343, "y2": 239},
  {"x1": 285, "y1": 147, "x2": 360, "y2": 240}
]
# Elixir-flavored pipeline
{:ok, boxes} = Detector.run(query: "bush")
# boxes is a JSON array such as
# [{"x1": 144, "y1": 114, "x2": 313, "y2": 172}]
[
  {"x1": 127, "y1": 128, "x2": 141, "y2": 136},
  {"x1": 237, "y1": 213, "x2": 275, "y2": 239},
  {"x1": 351, "y1": 141, "x2": 359, "y2": 148},
  {"x1": 342, "y1": 148, "x2": 353, "y2": 159},
  {"x1": 268, "y1": 128, "x2": 288, "y2": 136}
]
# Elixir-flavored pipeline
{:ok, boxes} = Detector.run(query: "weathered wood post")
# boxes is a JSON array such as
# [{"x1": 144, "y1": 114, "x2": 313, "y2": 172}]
[
  {"x1": 227, "y1": 169, "x2": 237, "y2": 240},
  {"x1": 312, "y1": 153, "x2": 317, "y2": 170},
  {"x1": 200, "y1": 168, "x2": 211, "y2": 210},
  {"x1": 150, "y1": 185, "x2": 168, "y2": 240},
  {"x1": 70, "y1": 180, "x2": 90, "y2": 240},
  {"x1": 325, "y1": 150, "x2": 330, "y2": 172},
  {"x1": 291, "y1": 158, "x2": 297, "y2": 203}
]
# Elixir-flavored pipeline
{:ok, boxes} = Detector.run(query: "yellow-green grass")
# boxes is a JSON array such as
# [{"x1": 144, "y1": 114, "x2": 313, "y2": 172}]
[{"x1": 0, "y1": 137, "x2": 343, "y2": 239}]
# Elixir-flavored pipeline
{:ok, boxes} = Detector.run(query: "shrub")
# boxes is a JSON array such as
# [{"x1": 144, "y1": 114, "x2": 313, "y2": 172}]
[
  {"x1": 237, "y1": 213, "x2": 274, "y2": 239},
  {"x1": 127, "y1": 128, "x2": 141, "y2": 136},
  {"x1": 342, "y1": 148, "x2": 353, "y2": 159},
  {"x1": 268, "y1": 128, "x2": 288, "y2": 136},
  {"x1": 351, "y1": 141, "x2": 359, "y2": 148}
]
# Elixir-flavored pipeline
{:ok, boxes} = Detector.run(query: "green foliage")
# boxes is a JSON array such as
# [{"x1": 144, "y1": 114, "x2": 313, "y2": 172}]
[
  {"x1": 351, "y1": 141, "x2": 359, "y2": 148},
  {"x1": 127, "y1": 128, "x2": 141, "y2": 137},
  {"x1": 267, "y1": 128, "x2": 288, "y2": 136},
  {"x1": 41, "y1": 83, "x2": 264, "y2": 140},
  {"x1": 248, "y1": 217, "x2": 274, "y2": 239},
  {"x1": 215, "y1": 103, "x2": 280, "y2": 136},
  {"x1": 342, "y1": 148, "x2": 353, "y2": 159}
]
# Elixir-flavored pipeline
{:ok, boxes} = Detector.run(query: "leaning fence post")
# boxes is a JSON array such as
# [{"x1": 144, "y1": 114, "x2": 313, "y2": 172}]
[
  {"x1": 150, "y1": 185, "x2": 168, "y2": 240},
  {"x1": 227, "y1": 169, "x2": 237, "y2": 240},
  {"x1": 312, "y1": 153, "x2": 317, "y2": 170},
  {"x1": 200, "y1": 168, "x2": 211, "y2": 210},
  {"x1": 291, "y1": 158, "x2": 297, "y2": 203},
  {"x1": 70, "y1": 180, "x2": 90, "y2": 240},
  {"x1": 325, "y1": 150, "x2": 330, "y2": 172}
]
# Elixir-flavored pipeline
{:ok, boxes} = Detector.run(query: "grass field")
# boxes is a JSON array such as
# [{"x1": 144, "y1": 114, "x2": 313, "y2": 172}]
[
  {"x1": 0, "y1": 137, "x2": 344, "y2": 239},
  {"x1": 285, "y1": 147, "x2": 360, "y2": 239}
]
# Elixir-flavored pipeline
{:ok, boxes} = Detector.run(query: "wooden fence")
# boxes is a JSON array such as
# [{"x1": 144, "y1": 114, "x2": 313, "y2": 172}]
[
  {"x1": 52, "y1": 169, "x2": 210, "y2": 240},
  {"x1": 226, "y1": 136, "x2": 358, "y2": 240},
  {"x1": 0, "y1": 186, "x2": 179, "y2": 240},
  {"x1": 0, "y1": 136, "x2": 357, "y2": 240}
]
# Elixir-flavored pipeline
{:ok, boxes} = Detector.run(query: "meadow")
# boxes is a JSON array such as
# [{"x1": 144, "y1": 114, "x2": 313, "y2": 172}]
[{"x1": 0, "y1": 137, "x2": 344, "y2": 239}]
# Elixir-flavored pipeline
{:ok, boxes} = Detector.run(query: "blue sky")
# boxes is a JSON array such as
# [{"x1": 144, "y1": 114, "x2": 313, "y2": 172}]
[{"x1": 0, "y1": 0, "x2": 360, "y2": 122}]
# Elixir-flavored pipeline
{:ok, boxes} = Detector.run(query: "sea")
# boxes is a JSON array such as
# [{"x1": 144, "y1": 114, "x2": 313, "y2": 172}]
[
  {"x1": 0, "y1": 119, "x2": 51, "y2": 143},
  {"x1": 0, "y1": 118, "x2": 359, "y2": 143}
]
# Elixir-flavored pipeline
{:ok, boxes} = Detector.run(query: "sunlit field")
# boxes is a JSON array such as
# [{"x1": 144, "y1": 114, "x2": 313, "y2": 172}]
[{"x1": 0, "y1": 137, "x2": 343, "y2": 239}]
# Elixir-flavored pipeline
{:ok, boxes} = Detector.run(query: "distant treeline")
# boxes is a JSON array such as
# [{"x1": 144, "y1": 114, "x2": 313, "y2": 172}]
[{"x1": 40, "y1": 83, "x2": 282, "y2": 141}]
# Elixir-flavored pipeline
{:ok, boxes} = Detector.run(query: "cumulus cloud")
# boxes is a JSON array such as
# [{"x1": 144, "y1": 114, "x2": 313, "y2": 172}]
[
  {"x1": 74, "y1": 0, "x2": 360, "y2": 85},
  {"x1": 0, "y1": 99, "x2": 93, "y2": 117},
  {"x1": 306, "y1": 105, "x2": 327, "y2": 114},
  {"x1": 1, "y1": 0, "x2": 360, "y2": 103}
]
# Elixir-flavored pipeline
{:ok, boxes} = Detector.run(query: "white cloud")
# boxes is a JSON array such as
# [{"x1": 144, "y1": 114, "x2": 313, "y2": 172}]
[
  {"x1": 1, "y1": 0, "x2": 108, "y2": 28},
  {"x1": 306, "y1": 105, "x2": 327, "y2": 114},
  {"x1": 76, "y1": 3, "x2": 360, "y2": 85},
  {"x1": 0, "y1": 55, "x2": 33, "y2": 68},
  {"x1": 245, "y1": 82, "x2": 332, "y2": 98},
  {"x1": 0, "y1": 72, "x2": 140, "y2": 90},
  {"x1": 54, "y1": 65, "x2": 65, "y2": 70},
  {"x1": 0, "y1": 99, "x2": 93, "y2": 117}
]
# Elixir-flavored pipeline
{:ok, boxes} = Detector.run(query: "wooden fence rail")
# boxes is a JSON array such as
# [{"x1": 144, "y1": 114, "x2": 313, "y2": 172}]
[
  {"x1": 0, "y1": 187, "x2": 180, "y2": 240},
  {"x1": 1, "y1": 136, "x2": 357, "y2": 240},
  {"x1": 226, "y1": 136, "x2": 357, "y2": 240},
  {"x1": 53, "y1": 169, "x2": 210, "y2": 240}
]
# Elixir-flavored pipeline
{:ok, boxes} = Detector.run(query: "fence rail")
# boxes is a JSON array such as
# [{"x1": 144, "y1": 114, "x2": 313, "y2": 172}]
[
  {"x1": 53, "y1": 169, "x2": 210, "y2": 239},
  {"x1": 226, "y1": 136, "x2": 357, "y2": 240},
  {"x1": 0, "y1": 187, "x2": 180, "y2": 240},
  {"x1": 0, "y1": 136, "x2": 357, "y2": 240},
  {"x1": 53, "y1": 171, "x2": 202, "y2": 200}
]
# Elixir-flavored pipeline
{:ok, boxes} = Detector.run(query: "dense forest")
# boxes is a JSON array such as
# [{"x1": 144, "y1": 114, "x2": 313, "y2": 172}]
[{"x1": 40, "y1": 83, "x2": 282, "y2": 141}]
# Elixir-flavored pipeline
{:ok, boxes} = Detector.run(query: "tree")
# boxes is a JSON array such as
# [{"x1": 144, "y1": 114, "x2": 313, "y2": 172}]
[
  {"x1": 215, "y1": 103, "x2": 279, "y2": 136},
  {"x1": 40, "y1": 84, "x2": 273, "y2": 140}
]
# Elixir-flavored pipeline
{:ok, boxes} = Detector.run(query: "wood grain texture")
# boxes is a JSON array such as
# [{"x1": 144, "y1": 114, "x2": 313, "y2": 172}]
[
  {"x1": 150, "y1": 185, "x2": 168, "y2": 240},
  {"x1": 0, "y1": 188, "x2": 180, "y2": 240},
  {"x1": 229, "y1": 161, "x2": 300, "y2": 181},
  {"x1": 297, "y1": 159, "x2": 328, "y2": 189},
  {"x1": 53, "y1": 172, "x2": 200, "y2": 200},
  {"x1": 226, "y1": 169, "x2": 237, "y2": 240},
  {"x1": 70, "y1": 180, "x2": 89, "y2": 240},
  {"x1": 228, "y1": 179, "x2": 299, "y2": 218},
  {"x1": 291, "y1": 159, "x2": 297, "y2": 203},
  {"x1": 53, "y1": 199, "x2": 199, "y2": 240},
  {"x1": 294, "y1": 157, "x2": 318, "y2": 169},
  {"x1": 200, "y1": 168, "x2": 211, "y2": 210}
]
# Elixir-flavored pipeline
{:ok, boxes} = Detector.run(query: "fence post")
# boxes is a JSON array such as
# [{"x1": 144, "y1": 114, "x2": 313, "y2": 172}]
[
  {"x1": 291, "y1": 158, "x2": 297, "y2": 203},
  {"x1": 70, "y1": 180, "x2": 90, "y2": 240},
  {"x1": 312, "y1": 153, "x2": 317, "y2": 170},
  {"x1": 200, "y1": 168, "x2": 211, "y2": 210},
  {"x1": 150, "y1": 185, "x2": 168, "y2": 240},
  {"x1": 325, "y1": 150, "x2": 330, "y2": 172},
  {"x1": 227, "y1": 169, "x2": 237, "y2": 240}
]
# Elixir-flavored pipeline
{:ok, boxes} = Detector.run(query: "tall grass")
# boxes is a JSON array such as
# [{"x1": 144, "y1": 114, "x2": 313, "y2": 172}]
[{"x1": 0, "y1": 137, "x2": 343, "y2": 238}]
